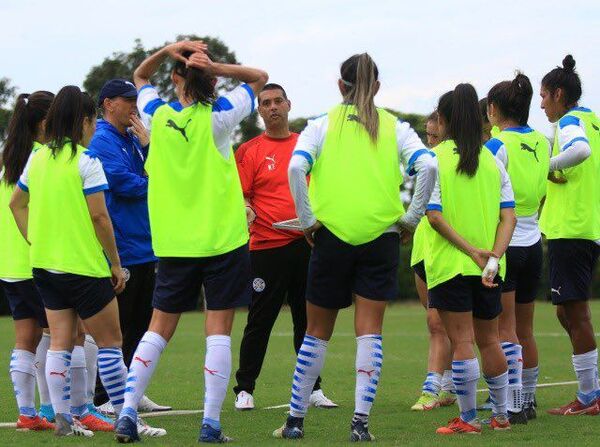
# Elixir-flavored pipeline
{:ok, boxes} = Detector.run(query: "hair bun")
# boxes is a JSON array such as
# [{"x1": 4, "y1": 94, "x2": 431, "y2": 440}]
[{"x1": 562, "y1": 55, "x2": 576, "y2": 72}]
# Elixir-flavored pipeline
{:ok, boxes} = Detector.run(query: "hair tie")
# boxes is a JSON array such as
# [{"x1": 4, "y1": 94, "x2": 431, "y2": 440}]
[
  {"x1": 340, "y1": 78, "x2": 354, "y2": 87},
  {"x1": 23, "y1": 97, "x2": 28, "y2": 105}
]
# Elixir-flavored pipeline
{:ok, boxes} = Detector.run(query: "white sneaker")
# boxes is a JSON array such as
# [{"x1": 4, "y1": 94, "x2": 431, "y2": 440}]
[
  {"x1": 309, "y1": 389, "x2": 338, "y2": 408},
  {"x1": 71, "y1": 417, "x2": 95, "y2": 437},
  {"x1": 96, "y1": 401, "x2": 115, "y2": 416},
  {"x1": 138, "y1": 394, "x2": 172, "y2": 412},
  {"x1": 234, "y1": 391, "x2": 255, "y2": 410},
  {"x1": 137, "y1": 417, "x2": 167, "y2": 437}
]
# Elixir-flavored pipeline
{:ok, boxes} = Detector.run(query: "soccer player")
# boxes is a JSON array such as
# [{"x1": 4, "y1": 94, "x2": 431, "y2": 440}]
[
  {"x1": 10, "y1": 86, "x2": 128, "y2": 437},
  {"x1": 426, "y1": 84, "x2": 516, "y2": 435},
  {"x1": 233, "y1": 83, "x2": 336, "y2": 411},
  {"x1": 274, "y1": 53, "x2": 437, "y2": 441},
  {"x1": 485, "y1": 73, "x2": 549, "y2": 423},
  {"x1": 1, "y1": 91, "x2": 55, "y2": 431},
  {"x1": 410, "y1": 111, "x2": 456, "y2": 411},
  {"x1": 88, "y1": 79, "x2": 171, "y2": 416},
  {"x1": 539, "y1": 55, "x2": 600, "y2": 415},
  {"x1": 113, "y1": 41, "x2": 268, "y2": 443}
]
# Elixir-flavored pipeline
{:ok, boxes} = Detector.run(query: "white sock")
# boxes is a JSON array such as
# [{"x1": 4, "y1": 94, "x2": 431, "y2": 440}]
[
  {"x1": 289, "y1": 335, "x2": 328, "y2": 418},
  {"x1": 452, "y1": 358, "x2": 479, "y2": 423},
  {"x1": 46, "y1": 350, "x2": 72, "y2": 416},
  {"x1": 35, "y1": 333, "x2": 51, "y2": 406},
  {"x1": 202, "y1": 335, "x2": 232, "y2": 426},
  {"x1": 522, "y1": 366, "x2": 538, "y2": 406},
  {"x1": 121, "y1": 331, "x2": 167, "y2": 421},
  {"x1": 485, "y1": 371, "x2": 509, "y2": 417},
  {"x1": 354, "y1": 335, "x2": 383, "y2": 417},
  {"x1": 573, "y1": 349, "x2": 599, "y2": 405},
  {"x1": 442, "y1": 369, "x2": 455, "y2": 392},
  {"x1": 501, "y1": 342, "x2": 523, "y2": 412},
  {"x1": 422, "y1": 371, "x2": 441, "y2": 396},
  {"x1": 70, "y1": 346, "x2": 89, "y2": 417},
  {"x1": 97, "y1": 347, "x2": 128, "y2": 417},
  {"x1": 83, "y1": 335, "x2": 98, "y2": 404},
  {"x1": 10, "y1": 349, "x2": 37, "y2": 417}
]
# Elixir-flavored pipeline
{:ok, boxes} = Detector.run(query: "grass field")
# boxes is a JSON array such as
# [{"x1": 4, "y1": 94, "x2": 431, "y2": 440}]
[{"x1": 1, "y1": 301, "x2": 599, "y2": 446}]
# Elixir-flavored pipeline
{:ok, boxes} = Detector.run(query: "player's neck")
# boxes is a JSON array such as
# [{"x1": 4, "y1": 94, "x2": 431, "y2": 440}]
[
  {"x1": 265, "y1": 126, "x2": 291, "y2": 139},
  {"x1": 498, "y1": 118, "x2": 520, "y2": 131}
]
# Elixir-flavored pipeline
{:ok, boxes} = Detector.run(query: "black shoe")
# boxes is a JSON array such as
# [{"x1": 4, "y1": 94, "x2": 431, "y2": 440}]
[
  {"x1": 350, "y1": 419, "x2": 375, "y2": 442},
  {"x1": 524, "y1": 403, "x2": 537, "y2": 420},
  {"x1": 508, "y1": 410, "x2": 528, "y2": 425}
]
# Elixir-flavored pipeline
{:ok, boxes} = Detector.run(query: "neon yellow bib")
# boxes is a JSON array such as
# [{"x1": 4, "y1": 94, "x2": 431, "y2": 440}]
[
  {"x1": 540, "y1": 109, "x2": 600, "y2": 240},
  {"x1": 28, "y1": 143, "x2": 110, "y2": 277},
  {"x1": 147, "y1": 102, "x2": 248, "y2": 257},
  {"x1": 308, "y1": 105, "x2": 403, "y2": 245},
  {"x1": 426, "y1": 140, "x2": 505, "y2": 289},
  {"x1": 495, "y1": 128, "x2": 549, "y2": 217}
]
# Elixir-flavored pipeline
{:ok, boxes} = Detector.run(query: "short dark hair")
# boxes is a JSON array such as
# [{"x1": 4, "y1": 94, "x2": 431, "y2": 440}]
[{"x1": 258, "y1": 83, "x2": 288, "y2": 104}]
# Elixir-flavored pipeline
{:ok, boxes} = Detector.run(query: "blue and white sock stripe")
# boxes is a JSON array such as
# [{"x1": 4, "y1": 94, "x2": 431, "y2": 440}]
[
  {"x1": 98, "y1": 348, "x2": 127, "y2": 406},
  {"x1": 422, "y1": 372, "x2": 440, "y2": 394}
]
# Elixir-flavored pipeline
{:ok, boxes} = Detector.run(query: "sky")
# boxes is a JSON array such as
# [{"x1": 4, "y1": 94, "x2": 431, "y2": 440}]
[{"x1": 1, "y1": 0, "x2": 599, "y2": 136}]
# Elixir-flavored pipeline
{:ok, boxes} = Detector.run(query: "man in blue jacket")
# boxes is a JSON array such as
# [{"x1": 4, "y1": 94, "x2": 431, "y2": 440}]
[{"x1": 89, "y1": 79, "x2": 170, "y2": 417}]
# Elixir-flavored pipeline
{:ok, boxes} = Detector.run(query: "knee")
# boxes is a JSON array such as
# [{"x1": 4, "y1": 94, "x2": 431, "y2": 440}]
[{"x1": 427, "y1": 314, "x2": 447, "y2": 338}]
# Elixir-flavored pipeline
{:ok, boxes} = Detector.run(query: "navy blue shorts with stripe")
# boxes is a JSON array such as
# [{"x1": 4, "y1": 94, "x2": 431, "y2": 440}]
[{"x1": 1, "y1": 279, "x2": 48, "y2": 327}]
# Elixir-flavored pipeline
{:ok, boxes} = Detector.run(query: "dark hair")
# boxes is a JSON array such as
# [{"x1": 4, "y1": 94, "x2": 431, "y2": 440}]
[
  {"x1": 173, "y1": 51, "x2": 216, "y2": 105},
  {"x1": 45, "y1": 86, "x2": 96, "y2": 158},
  {"x1": 427, "y1": 111, "x2": 438, "y2": 122},
  {"x1": 438, "y1": 84, "x2": 482, "y2": 177},
  {"x1": 541, "y1": 55, "x2": 582, "y2": 108},
  {"x1": 479, "y1": 98, "x2": 489, "y2": 124},
  {"x1": 258, "y1": 83, "x2": 288, "y2": 104},
  {"x1": 340, "y1": 53, "x2": 380, "y2": 142},
  {"x1": 1, "y1": 91, "x2": 54, "y2": 185},
  {"x1": 488, "y1": 72, "x2": 533, "y2": 126}
]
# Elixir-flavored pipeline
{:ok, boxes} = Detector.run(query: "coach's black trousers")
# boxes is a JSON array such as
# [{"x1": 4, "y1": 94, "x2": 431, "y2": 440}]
[
  {"x1": 234, "y1": 238, "x2": 322, "y2": 395},
  {"x1": 94, "y1": 261, "x2": 155, "y2": 406}
]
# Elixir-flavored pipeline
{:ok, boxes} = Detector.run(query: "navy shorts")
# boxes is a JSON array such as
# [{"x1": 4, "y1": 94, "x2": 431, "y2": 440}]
[
  {"x1": 428, "y1": 274, "x2": 503, "y2": 320},
  {"x1": 153, "y1": 243, "x2": 251, "y2": 313},
  {"x1": 1, "y1": 279, "x2": 48, "y2": 327},
  {"x1": 548, "y1": 239, "x2": 600, "y2": 305},
  {"x1": 306, "y1": 227, "x2": 399, "y2": 310},
  {"x1": 503, "y1": 239, "x2": 543, "y2": 304},
  {"x1": 32, "y1": 269, "x2": 115, "y2": 320},
  {"x1": 413, "y1": 261, "x2": 427, "y2": 283}
]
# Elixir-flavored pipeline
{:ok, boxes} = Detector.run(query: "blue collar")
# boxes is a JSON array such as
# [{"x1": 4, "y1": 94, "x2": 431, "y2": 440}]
[
  {"x1": 504, "y1": 126, "x2": 533, "y2": 134},
  {"x1": 569, "y1": 106, "x2": 592, "y2": 113}
]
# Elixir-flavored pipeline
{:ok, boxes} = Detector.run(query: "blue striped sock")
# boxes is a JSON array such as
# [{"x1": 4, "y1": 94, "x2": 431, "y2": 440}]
[
  {"x1": 452, "y1": 358, "x2": 479, "y2": 423},
  {"x1": 354, "y1": 335, "x2": 383, "y2": 417},
  {"x1": 501, "y1": 342, "x2": 523, "y2": 412},
  {"x1": 98, "y1": 347, "x2": 127, "y2": 417},
  {"x1": 422, "y1": 372, "x2": 441, "y2": 395},
  {"x1": 289, "y1": 335, "x2": 328, "y2": 418},
  {"x1": 485, "y1": 371, "x2": 508, "y2": 417}
]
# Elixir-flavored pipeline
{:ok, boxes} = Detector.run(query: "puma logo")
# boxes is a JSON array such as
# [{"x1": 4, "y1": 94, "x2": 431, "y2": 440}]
[
  {"x1": 134, "y1": 356, "x2": 152, "y2": 368},
  {"x1": 521, "y1": 142, "x2": 539, "y2": 162},
  {"x1": 49, "y1": 370, "x2": 67, "y2": 378},
  {"x1": 357, "y1": 369, "x2": 376, "y2": 378},
  {"x1": 347, "y1": 114, "x2": 361, "y2": 123},
  {"x1": 166, "y1": 118, "x2": 192, "y2": 142},
  {"x1": 592, "y1": 123, "x2": 600, "y2": 134},
  {"x1": 266, "y1": 155, "x2": 276, "y2": 171},
  {"x1": 551, "y1": 286, "x2": 562, "y2": 296},
  {"x1": 204, "y1": 366, "x2": 227, "y2": 379}
]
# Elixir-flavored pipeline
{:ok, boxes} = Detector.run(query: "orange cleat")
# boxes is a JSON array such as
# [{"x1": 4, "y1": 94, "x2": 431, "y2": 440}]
[
  {"x1": 489, "y1": 414, "x2": 511, "y2": 431},
  {"x1": 77, "y1": 413, "x2": 115, "y2": 432},
  {"x1": 436, "y1": 417, "x2": 481, "y2": 435},
  {"x1": 16, "y1": 415, "x2": 55, "y2": 431},
  {"x1": 547, "y1": 398, "x2": 600, "y2": 416}
]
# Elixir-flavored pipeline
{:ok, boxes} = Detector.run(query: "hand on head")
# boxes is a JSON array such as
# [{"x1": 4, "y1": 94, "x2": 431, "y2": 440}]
[{"x1": 166, "y1": 40, "x2": 208, "y2": 63}]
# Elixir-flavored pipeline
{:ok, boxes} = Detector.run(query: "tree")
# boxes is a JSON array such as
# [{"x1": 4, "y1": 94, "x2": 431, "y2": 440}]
[
  {"x1": 0, "y1": 77, "x2": 16, "y2": 142},
  {"x1": 83, "y1": 35, "x2": 261, "y2": 145}
]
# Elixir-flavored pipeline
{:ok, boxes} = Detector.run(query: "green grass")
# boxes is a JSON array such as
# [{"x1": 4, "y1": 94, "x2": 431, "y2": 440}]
[{"x1": 1, "y1": 301, "x2": 599, "y2": 446}]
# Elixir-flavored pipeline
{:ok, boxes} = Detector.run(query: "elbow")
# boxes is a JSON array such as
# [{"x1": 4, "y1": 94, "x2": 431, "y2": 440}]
[
  {"x1": 90, "y1": 212, "x2": 110, "y2": 226},
  {"x1": 255, "y1": 70, "x2": 269, "y2": 91},
  {"x1": 426, "y1": 210, "x2": 443, "y2": 230}
]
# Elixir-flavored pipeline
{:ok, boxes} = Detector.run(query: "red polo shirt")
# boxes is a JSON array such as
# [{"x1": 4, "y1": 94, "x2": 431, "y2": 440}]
[{"x1": 236, "y1": 132, "x2": 303, "y2": 251}]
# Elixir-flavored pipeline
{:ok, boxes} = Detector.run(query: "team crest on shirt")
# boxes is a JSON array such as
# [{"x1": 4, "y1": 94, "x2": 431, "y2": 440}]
[
  {"x1": 253, "y1": 278, "x2": 266, "y2": 292},
  {"x1": 265, "y1": 155, "x2": 276, "y2": 171}
]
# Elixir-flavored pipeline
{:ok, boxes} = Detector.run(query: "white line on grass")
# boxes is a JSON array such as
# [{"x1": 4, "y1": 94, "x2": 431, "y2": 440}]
[{"x1": 272, "y1": 332, "x2": 600, "y2": 337}]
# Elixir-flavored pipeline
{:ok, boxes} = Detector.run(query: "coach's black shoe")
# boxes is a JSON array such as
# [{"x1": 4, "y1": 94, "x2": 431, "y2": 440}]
[
  {"x1": 524, "y1": 403, "x2": 537, "y2": 420},
  {"x1": 508, "y1": 410, "x2": 528, "y2": 425},
  {"x1": 350, "y1": 417, "x2": 375, "y2": 442}
]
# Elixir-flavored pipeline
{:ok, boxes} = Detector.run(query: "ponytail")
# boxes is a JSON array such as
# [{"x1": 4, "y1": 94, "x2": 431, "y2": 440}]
[
  {"x1": 173, "y1": 51, "x2": 216, "y2": 105},
  {"x1": 488, "y1": 72, "x2": 533, "y2": 126},
  {"x1": 438, "y1": 83, "x2": 482, "y2": 177},
  {"x1": 541, "y1": 54, "x2": 582, "y2": 108},
  {"x1": 2, "y1": 91, "x2": 54, "y2": 185},
  {"x1": 340, "y1": 53, "x2": 379, "y2": 143}
]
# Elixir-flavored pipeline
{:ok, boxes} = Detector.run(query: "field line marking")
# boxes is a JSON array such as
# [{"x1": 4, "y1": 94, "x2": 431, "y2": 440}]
[
  {"x1": 139, "y1": 409, "x2": 203, "y2": 418},
  {"x1": 262, "y1": 403, "x2": 290, "y2": 410},
  {"x1": 477, "y1": 380, "x2": 577, "y2": 392}
]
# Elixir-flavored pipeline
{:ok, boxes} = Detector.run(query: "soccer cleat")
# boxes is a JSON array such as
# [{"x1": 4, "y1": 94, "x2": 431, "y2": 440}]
[
  {"x1": 97, "y1": 401, "x2": 115, "y2": 416},
  {"x1": 350, "y1": 419, "x2": 375, "y2": 442},
  {"x1": 54, "y1": 413, "x2": 94, "y2": 437},
  {"x1": 39, "y1": 403, "x2": 55, "y2": 423},
  {"x1": 309, "y1": 389, "x2": 338, "y2": 408},
  {"x1": 411, "y1": 391, "x2": 440, "y2": 411},
  {"x1": 490, "y1": 414, "x2": 511, "y2": 431},
  {"x1": 476, "y1": 396, "x2": 493, "y2": 411},
  {"x1": 78, "y1": 413, "x2": 114, "y2": 432},
  {"x1": 199, "y1": 423, "x2": 232, "y2": 443},
  {"x1": 16, "y1": 415, "x2": 55, "y2": 431},
  {"x1": 234, "y1": 391, "x2": 255, "y2": 410},
  {"x1": 138, "y1": 395, "x2": 172, "y2": 412},
  {"x1": 508, "y1": 410, "x2": 528, "y2": 425},
  {"x1": 87, "y1": 403, "x2": 114, "y2": 424},
  {"x1": 547, "y1": 398, "x2": 600, "y2": 416},
  {"x1": 436, "y1": 417, "x2": 482, "y2": 435},
  {"x1": 115, "y1": 416, "x2": 140, "y2": 443},
  {"x1": 524, "y1": 402, "x2": 537, "y2": 420},
  {"x1": 137, "y1": 417, "x2": 167, "y2": 437},
  {"x1": 272, "y1": 416, "x2": 304, "y2": 439},
  {"x1": 438, "y1": 390, "x2": 457, "y2": 407}
]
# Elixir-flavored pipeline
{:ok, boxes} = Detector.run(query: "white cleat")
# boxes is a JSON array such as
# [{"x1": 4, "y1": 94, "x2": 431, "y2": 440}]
[
  {"x1": 96, "y1": 401, "x2": 115, "y2": 416},
  {"x1": 137, "y1": 417, "x2": 167, "y2": 437},
  {"x1": 138, "y1": 394, "x2": 172, "y2": 412},
  {"x1": 234, "y1": 391, "x2": 255, "y2": 410},
  {"x1": 309, "y1": 389, "x2": 339, "y2": 408}
]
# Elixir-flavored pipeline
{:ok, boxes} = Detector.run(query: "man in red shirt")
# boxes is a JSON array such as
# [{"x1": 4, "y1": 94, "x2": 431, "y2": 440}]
[{"x1": 233, "y1": 84, "x2": 336, "y2": 410}]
